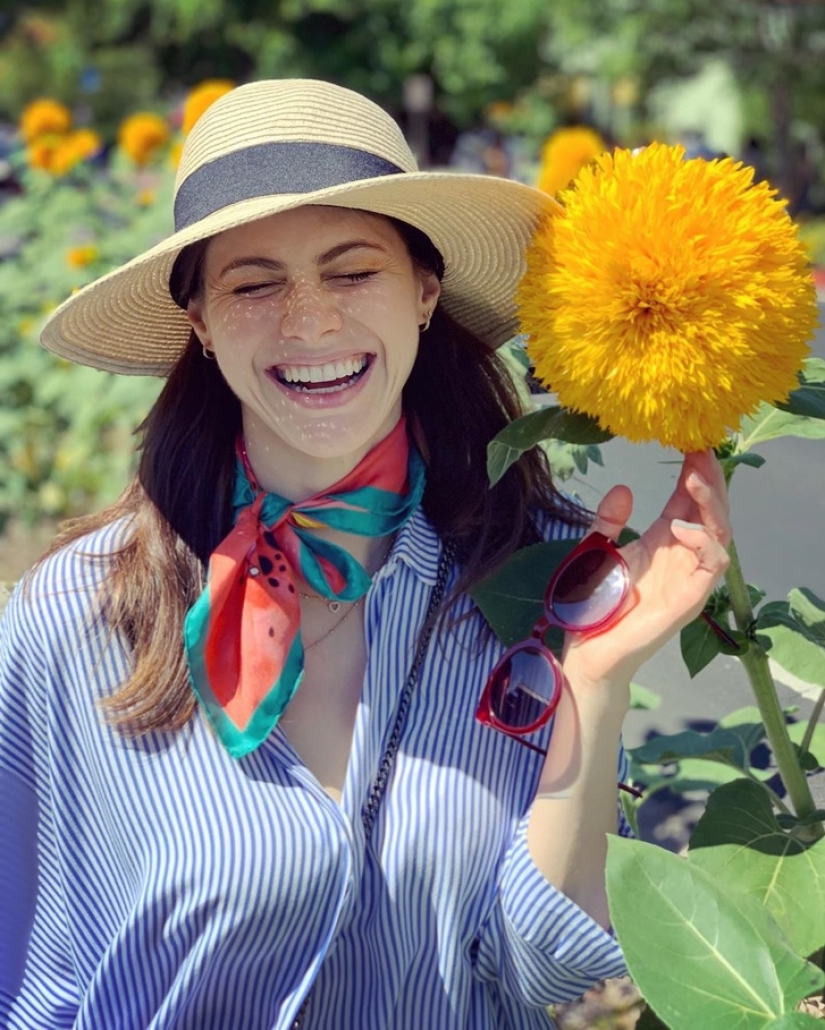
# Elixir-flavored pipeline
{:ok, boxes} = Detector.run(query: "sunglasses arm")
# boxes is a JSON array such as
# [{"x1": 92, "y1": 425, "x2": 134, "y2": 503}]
[{"x1": 531, "y1": 617, "x2": 551, "y2": 642}]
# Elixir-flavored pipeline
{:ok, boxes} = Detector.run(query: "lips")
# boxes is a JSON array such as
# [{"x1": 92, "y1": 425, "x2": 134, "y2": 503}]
[{"x1": 269, "y1": 353, "x2": 372, "y2": 394}]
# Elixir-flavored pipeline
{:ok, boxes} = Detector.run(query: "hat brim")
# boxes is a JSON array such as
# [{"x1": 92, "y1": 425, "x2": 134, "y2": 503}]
[{"x1": 40, "y1": 171, "x2": 561, "y2": 376}]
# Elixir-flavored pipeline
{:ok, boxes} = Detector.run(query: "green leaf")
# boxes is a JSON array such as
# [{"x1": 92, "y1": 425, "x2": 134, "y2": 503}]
[
  {"x1": 763, "y1": 1015, "x2": 825, "y2": 1029},
  {"x1": 689, "y1": 779, "x2": 825, "y2": 959},
  {"x1": 789, "y1": 588, "x2": 825, "y2": 648},
  {"x1": 788, "y1": 717, "x2": 825, "y2": 770},
  {"x1": 486, "y1": 406, "x2": 613, "y2": 486},
  {"x1": 719, "y1": 451, "x2": 767, "y2": 476},
  {"x1": 775, "y1": 357, "x2": 825, "y2": 420},
  {"x1": 630, "y1": 724, "x2": 764, "y2": 772},
  {"x1": 620, "y1": 789, "x2": 641, "y2": 838},
  {"x1": 756, "y1": 602, "x2": 825, "y2": 689},
  {"x1": 738, "y1": 402, "x2": 825, "y2": 451},
  {"x1": 680, "y1": 615, "x2": 724, "y2": 676},
  {"x1": 607, "y1": 837, "x2": 825, "y2": 1030},
  {"x1": 543, "y1": 439, "x2": 604, "y2": 481},
  {"x1": 468, "y1": 539, "x2": 576, "y2": 647},
  {"x1": 629, "y1": 681, "x2": 662, "y2": 710}
]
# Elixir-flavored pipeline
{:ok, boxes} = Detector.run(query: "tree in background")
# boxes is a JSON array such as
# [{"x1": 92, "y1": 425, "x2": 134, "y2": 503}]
[{"x1": 0, "y1": 0, "x2": 554, "y2": 148}]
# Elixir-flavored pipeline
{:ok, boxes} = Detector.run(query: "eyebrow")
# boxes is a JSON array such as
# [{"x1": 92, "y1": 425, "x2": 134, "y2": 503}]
[{"x1": 217, "y1": 240, "x2": 389, "y2": 278}]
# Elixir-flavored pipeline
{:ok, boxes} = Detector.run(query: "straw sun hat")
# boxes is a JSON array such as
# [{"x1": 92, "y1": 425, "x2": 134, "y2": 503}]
[{"x1": 41, "y1": 78, "x2": 560, "y2": 376}]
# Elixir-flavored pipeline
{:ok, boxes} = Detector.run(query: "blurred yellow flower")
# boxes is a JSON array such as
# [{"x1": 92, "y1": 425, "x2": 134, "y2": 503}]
[
  {"x1": 137, "y1": 188, "x2": 156, "y2": 207},
  {"x1": 182, "y1": 79, "x2": 234, "y2": 135},
  {"x1": 536, "y1": 126, "x2": 605, "y2": 197},
  {"x1": 168, "y1": 141, "x2": 184, "y2": 169},
  {"x1": 26, "y1": 134, "x2": 63, "y2": 172},
  {"x1": 66, "y1": 244, "x2": 99, "y2": 269},
  {"x1": 118, "y1": 112, "x2": 170, "y2": 166},
  {"x1": 518, "y1": 143, "x2": 818, "y2": 451},
  {"x1": 51, "y1": 128, "x2": 102, "y2": 176},
  {"x1": 20, "y1": 97, "x2": 71, "y2": 143}
]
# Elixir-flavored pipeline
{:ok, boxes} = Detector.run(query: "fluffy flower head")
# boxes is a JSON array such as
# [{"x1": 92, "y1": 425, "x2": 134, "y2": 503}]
[
  {"x1": 118, "y1": 112, "x2": 170, "y2": 166},
  {"x1": 518, "y1": 143, "x2": 818, "y2": 451},
  {"x1": 536, "y1": 126, "x2": 605, "y2": 197},
  {"x1": 182, "y1": 79, "x2": 235, "y2": 135},
  {"x1": 51, "y1": 129, "x2": 102, "y2": 176},
  {"x1": 20, "y1": 98, "x2": 71, "y2": 142}
]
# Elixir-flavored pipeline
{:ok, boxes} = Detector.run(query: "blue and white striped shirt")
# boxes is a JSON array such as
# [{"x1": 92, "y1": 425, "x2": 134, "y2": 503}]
[{"x1": 0, "y1": 507, "x2": 629, "y2": 1029}]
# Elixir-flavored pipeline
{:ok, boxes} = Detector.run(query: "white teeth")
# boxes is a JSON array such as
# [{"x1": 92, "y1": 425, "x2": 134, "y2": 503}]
[{"x1": 277, "y1": 355, "x2": 367, "y2": 385}]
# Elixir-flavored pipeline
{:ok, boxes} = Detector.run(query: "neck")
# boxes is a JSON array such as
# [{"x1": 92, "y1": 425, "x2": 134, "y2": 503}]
[{"x1": 240, "y1": 411, "x2": 401, "y2": 503}]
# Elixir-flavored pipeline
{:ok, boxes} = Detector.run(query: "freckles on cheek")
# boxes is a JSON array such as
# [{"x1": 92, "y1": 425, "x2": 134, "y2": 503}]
[{"x1": 213, "y1": 304, "x2": 274, "y2": 350}]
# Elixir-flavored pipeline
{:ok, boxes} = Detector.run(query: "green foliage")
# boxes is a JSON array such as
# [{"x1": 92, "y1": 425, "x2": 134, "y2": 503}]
[
  {"x1": 0, "y1": 163, "x2": 166, "y2": 528},
  {"x1": 486, "y1": 405, "x2": 612, "y2": 486},
  {"x1": 689, "y1": 779, "x2": 825, "y2": 960},
  {"x1": 0, "y1": 0, "x2": 556, "y2": 131},
  {"x1": 484, "y1": 352, "x2": 825, "y2": 1025},
  {"x1": 606, "y1": 836, "x2": 825, "y2": 1030}
]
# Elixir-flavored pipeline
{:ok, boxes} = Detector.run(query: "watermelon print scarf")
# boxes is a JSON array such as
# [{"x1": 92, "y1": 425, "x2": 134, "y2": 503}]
[{"x1": 183, "y1": 417, "x2": 425, "y2": 759}]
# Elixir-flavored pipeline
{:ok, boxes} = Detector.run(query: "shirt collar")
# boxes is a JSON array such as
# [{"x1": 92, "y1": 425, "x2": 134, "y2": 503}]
[{"x1": 383, "y1": 505, "x2": 443, "y2": 585}]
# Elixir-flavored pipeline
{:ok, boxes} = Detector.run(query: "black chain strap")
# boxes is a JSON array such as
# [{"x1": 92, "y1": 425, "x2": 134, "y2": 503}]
[
  {"x1": 361, "y1": 539, "x2": 453, "y2": 842},
  {"x1": 290, "y1": 540, "x2": 453, "y2": 1029}
]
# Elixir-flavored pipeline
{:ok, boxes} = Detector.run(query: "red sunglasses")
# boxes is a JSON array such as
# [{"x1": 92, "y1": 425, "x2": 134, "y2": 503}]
[{"x1": 476, "y1": 531, "x2": 737, "y2": 757}]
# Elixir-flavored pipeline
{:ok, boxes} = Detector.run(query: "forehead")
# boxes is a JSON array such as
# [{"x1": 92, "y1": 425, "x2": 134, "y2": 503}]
[{"x1": 207, "y1": 205, "x2": 405, "y2": 261}]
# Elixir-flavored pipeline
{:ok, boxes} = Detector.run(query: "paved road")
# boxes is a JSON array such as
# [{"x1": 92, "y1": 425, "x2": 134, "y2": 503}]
[{"x1": 560, "y1": 312, "x2": 825, "y2": 842}]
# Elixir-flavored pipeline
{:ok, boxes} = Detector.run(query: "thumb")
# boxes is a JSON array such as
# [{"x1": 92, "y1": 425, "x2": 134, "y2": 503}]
[{"x1": 589, "y1": 484, "x2": 633, "y2": 542}]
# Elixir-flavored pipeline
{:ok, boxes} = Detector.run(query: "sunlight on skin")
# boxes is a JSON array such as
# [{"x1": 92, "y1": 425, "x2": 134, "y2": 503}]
[{"x1": 186, "y1": 206, "x2": 440, "y2": 503}]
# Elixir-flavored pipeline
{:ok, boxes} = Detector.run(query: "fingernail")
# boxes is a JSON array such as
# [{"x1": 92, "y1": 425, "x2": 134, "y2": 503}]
[{"x1": 672, "y1": 519, "x2": 706, "y2": 532}]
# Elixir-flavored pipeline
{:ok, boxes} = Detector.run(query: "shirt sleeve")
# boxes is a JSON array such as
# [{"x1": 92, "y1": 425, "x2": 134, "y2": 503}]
[
  {"x1": 472, "y1": 743, "x2": 632, "y2": 1008},
  {"x1": 0, "y1": 583, "x2": 80, "y2": 1028}
]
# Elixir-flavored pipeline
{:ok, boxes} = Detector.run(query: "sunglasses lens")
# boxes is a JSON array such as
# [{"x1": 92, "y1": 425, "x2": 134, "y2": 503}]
[
  {"x1": 489, "y1": 646, "x2": 558, "y2": 730},
  {"x1": 550, "y1": 548, "x2": 626, "y2": 629}
]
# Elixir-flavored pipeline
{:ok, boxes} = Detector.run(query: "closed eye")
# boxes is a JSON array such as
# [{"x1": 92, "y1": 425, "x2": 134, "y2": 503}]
[
  {"x1": 232, "y1": 281, "x2": 283, "y2": 295},
  {"x1": 334, "y1": 271, "x2": 377, "y2": 283}
]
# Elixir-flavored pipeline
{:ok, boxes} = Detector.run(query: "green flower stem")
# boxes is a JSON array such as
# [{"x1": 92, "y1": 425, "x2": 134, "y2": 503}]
[
  {"x1": 725, "y1": 537, "x2": 823, "y2": 838},
  {"x1": 801, "y1": 689, "x2": 825, "y2": 756}
]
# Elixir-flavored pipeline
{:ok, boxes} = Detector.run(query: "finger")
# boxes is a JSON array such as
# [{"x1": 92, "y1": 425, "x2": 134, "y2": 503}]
[
  {"x1": 670, "y1": 518, "x2": 731, "y2": 576},
  {"x1": 662, "y1": 451, "x2": 729, "y2": 530},
  {"x1": 589, "y1": 484, "x2": 633, "y2": 542},
  {"x1": 683, "y1": 463, "x2": 732, "y2": 547}
]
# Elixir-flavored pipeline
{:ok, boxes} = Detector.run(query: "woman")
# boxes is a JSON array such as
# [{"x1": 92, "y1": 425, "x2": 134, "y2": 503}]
[{"x1": 0, "y1": 80, "x2": 731, "y2": 1029}]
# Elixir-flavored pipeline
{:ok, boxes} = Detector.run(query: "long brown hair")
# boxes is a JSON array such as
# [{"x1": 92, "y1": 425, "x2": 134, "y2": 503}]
[{"x1": 42, "y1": 216, "x2": 586, "y2": 736}]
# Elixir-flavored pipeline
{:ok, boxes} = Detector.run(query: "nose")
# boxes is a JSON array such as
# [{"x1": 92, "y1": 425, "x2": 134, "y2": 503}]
[{"x1": 279, "y1": 279, "x2": 343, "y2": 341}]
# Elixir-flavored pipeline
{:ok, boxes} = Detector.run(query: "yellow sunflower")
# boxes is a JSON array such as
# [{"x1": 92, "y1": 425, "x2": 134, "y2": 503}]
[
  {"x1": 118, "y1": 112, "x2": 170, "y2": 166},
  {"x1": 536, "y1": 126, "x2": 605, "y2": 198},
  {"x1": 51, "y1": 128, "x2": 102, "y2": 176},
  {"x1": 66, "y1": 244, "x2": 99, "y2": 269},
  {"x1": 26, "y1": 134, "x2": 65, "y2": 172},
  {"x1": 20, "y1": 97, "x2": 71, "y2": 143},
  {"x1": 182, "y1": 79, "x2": 235, "y2": 135},
  {"x1": 518, "y1": 142, "x2": 818, "y2": 452}
]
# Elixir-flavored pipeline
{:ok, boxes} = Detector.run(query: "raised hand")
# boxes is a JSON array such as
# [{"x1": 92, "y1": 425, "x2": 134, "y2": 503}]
[{"x1": 562, "y1": 450, "x2": 732, "y2": 694}]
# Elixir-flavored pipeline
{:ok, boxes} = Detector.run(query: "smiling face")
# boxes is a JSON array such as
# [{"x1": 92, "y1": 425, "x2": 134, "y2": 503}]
[{"x1": 186, "y1": 206, "x2": 440, "y2": 496}]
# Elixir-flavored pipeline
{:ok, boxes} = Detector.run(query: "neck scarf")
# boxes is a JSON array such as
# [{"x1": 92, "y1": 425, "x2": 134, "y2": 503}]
[{"x1": 184, "y1": 417, "x2": 425, "y2": 759}]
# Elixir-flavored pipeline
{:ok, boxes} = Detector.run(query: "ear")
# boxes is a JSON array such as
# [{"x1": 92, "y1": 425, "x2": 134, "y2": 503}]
[
  {"x1": 418, "y1": 270, "x2": 441, "y2": 316},
  {"x1": 185, "y1": 298, "x2": 211, "y2": 348}
]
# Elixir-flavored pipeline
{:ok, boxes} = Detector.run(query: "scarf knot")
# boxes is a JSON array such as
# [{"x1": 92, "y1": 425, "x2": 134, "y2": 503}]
[{"x1": 183, "y1": 418, "x2": 425, "y2": 758}]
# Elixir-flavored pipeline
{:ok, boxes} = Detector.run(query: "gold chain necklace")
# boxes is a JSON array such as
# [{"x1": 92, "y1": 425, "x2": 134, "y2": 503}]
[
  {"x1": 298, "y1": 538, "x2": 394, "y2": 614},
  {"x1": 303, "y1": 598, "x2": 363, "y2": 652}
]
